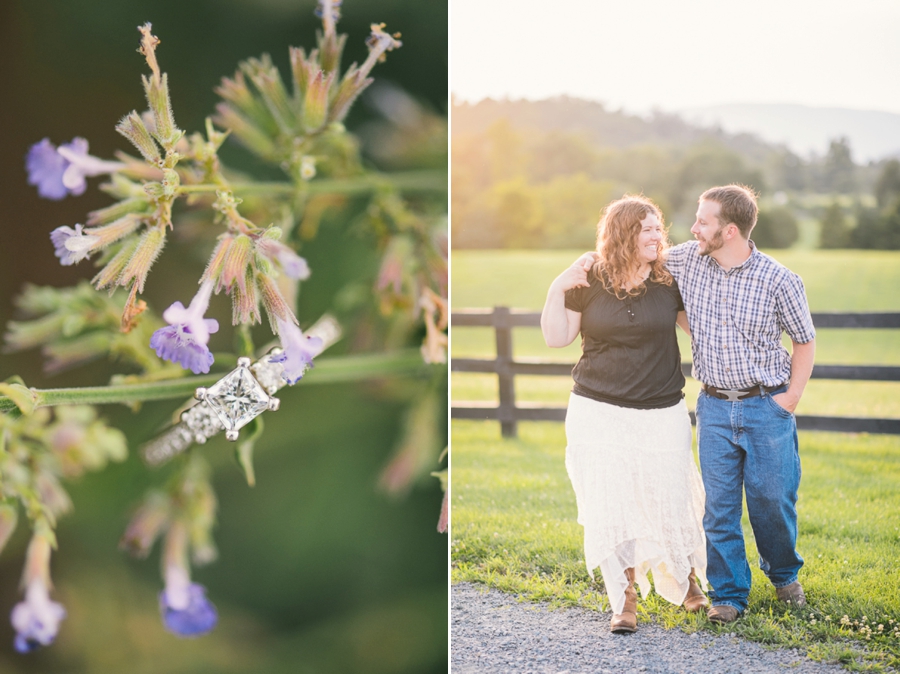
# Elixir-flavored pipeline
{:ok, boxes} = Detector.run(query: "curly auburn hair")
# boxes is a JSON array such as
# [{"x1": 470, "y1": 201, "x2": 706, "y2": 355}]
[{"x1": 593, "y1": 195, "x2": 674, "y2": 299}]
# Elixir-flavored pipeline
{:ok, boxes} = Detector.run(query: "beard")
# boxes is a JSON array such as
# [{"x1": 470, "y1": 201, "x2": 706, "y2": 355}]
[{"x1": 697, "y1": 227, "x2": 725, "y2": 256}]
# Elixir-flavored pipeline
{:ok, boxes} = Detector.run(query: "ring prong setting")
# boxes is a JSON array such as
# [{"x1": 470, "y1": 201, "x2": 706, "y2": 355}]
[
  {"x1": 195, "y1": 387, "x2": 208, "y2": 401},
  {"x1": 225, "y1": 430, "x2": 239, "y2": 441},
  {"x1": 267, "y1": 397, "x2": 280, "y2": 411},
  {"x1": 237, "y1": 357, "x2": 252, "y2": 368}
]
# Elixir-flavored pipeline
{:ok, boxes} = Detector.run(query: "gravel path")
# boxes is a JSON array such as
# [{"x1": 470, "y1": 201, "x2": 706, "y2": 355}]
[{"x1": 452, "y1": 582, "x2": 848, "y2": 674}]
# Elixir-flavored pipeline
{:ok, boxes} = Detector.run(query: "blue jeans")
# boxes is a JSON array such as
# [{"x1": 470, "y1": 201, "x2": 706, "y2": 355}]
[{"x1": 696, "y1": 386, "x2": 803, "y2": 613}]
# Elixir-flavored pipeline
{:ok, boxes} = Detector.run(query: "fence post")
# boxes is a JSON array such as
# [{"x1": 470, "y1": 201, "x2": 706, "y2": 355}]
[{"x1": 494, "y1": 306, "x2": 517, "y2": 438}]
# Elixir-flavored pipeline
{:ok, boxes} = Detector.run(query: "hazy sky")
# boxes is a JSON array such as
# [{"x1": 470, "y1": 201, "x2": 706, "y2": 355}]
[{"x1": 451, "y1": 0, "x2": 900, "y2": 114}]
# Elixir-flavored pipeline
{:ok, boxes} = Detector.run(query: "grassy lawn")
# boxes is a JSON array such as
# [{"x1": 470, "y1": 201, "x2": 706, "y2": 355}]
[
  {"x1": 450, "y1": 249, "x2": 900, "y2": 671},
  {"x1": 451, "y1": 420, "x2": 900, "y2": 671}
]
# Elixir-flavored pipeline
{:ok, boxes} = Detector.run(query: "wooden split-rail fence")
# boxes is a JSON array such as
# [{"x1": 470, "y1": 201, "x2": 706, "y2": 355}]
[{"x1": 451, "y1": 307, "x2": 900, "y2": 438}]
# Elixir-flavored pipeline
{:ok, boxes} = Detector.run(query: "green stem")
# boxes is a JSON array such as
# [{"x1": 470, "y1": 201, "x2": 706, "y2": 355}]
[
  {"x1": 178, "y1": 170, "x2": 447, "y2": 197},
  {"x1": 0, "y1": 350, "x2": 429, "y2": 414}
]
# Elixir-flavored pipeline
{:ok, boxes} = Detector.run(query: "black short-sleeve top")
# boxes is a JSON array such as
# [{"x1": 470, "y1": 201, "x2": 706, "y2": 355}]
[{"x1": 564, "y1": 274, "x2": 686, "y2": 409}]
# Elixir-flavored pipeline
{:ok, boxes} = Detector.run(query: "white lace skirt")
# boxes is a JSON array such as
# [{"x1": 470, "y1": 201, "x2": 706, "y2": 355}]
[{"x1": 565, "y1": 393, "x2": 707, "y2": 615}]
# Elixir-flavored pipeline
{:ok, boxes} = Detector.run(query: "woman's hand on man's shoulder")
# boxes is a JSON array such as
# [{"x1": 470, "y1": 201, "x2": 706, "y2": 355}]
[
  {"x1": 572, "y1": 251, "x2": 599, "y2": 271},
  {"x1": 551, "y1": 261, "x2": 591, "y2": 293}
]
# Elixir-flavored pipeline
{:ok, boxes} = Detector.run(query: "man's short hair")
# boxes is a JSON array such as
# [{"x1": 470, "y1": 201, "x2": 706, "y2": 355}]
[{"x1": 700, "y1": 184, "x2": 759, "y2": 238}]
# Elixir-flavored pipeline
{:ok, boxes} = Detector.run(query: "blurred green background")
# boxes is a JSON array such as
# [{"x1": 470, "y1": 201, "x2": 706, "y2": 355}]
[{"x1": 0, "y1": 0, "x2": 448, "y2": 672}]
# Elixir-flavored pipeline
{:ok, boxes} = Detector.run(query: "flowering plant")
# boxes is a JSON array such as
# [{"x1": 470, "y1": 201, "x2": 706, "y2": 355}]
[{"x1": 1, "y1": 0, "x2": 446, "y2": 656}]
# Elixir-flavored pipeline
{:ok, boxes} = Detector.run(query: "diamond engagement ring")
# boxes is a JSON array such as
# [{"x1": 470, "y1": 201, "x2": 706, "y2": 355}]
[{"x1": 142, "y1": 315, "x2": 341, "y2": 466}]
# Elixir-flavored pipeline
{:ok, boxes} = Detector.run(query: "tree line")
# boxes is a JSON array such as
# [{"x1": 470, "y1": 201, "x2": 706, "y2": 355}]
[{"x1": 452, "y1": 99, "x2": 900, "y2": 250}]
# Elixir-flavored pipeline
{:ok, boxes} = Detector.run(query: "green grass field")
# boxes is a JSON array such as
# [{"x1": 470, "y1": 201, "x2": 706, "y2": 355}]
[
  {"x1": 451, "y1": 249, "x2": 900, "y2": 418},
  {"x1": 451, "y1": 249, "x2": 900, "y2": 671}
]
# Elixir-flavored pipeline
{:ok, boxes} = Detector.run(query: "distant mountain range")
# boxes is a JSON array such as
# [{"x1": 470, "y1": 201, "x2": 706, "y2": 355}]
[
  {"x1": 678, "y1": 104, "x2": 900, "y2": 163},
  {"x1": 452, "y1": 97, "x2": 779, "y2": 162},
  {"x1": 453, "y1": 98, "x2": 900, "y2": 164}
]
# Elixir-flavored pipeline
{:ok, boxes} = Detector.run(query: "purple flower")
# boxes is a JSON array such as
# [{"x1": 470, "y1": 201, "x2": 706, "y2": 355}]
[
  {"x1": 49, "y1": 224, "x2": 100, "y2": 266},
  {"x1": 159, "y1": 567, "x2": 217, "y2": 637},
  {"x1": 10, "y1": 580, "x2": 66, "y2": 653},
  {"x1": 271, "y1": 316, "x2": 325, "y2": 384},
  {"x1": 150, "y1": 281, "x2": 219, "y2": 374},
  {"x1": 26, "y1": 138, "x2": 124, "y2": 200},
  {"x1": 257, "y1": 239, "x2": 310, "y2": 280}
]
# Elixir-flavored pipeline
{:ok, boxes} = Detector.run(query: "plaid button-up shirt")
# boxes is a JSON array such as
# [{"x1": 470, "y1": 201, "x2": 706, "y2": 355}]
[{"x1": 666, "y1": 241, "x2": 816, "y2": 389}]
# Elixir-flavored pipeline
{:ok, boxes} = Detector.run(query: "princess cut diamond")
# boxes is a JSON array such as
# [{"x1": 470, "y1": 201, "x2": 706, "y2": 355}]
[{"x1": 203, "y1": 365, "x2": 270, "y2": 435}]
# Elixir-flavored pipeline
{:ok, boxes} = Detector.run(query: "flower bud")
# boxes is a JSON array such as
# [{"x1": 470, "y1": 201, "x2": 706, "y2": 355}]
[
  {"x1": 84, "y1": 215, "x2": 143, "y2": 249},
  {"x1": 187, "y1": 482, "x2": 217, "y2": 567},
  {"x1": 257, "y1": 273, "x2": 295, "y2": 333},
  {"x1": 213, "y1": 103, "x2": 277, "y2": 160},
  {"x1": 120, "y1": 491, "x2": 170, "y2": 558},
  {"x1": 92, "y1": 237, "x2": 141, "y2": 290},
  {"x1": 35, "y1": 473, "x2": 73, "y2": 519},
  {"x1": 201, "y1": 235, "x2": 233, "y2": 286},
  {"x1": 231, "y1": 270, "x2": 261, "y2": 326},
  {"x1": 100, "y1": 174, "x2": 148, "y2": 200},
  {"x1": 143, "y1": 72, "x2": 182, "y2": 149},
  {"x1": 120, "y1": 227, "x2": 167, "y2": 294},
  {"x1": 3, "y1": 316, "x2": 63, "y2": 353},
  {"x1": 319, "y1": 30, "x2": 347, "y2": 77},
  {"x1": 87, "y1": 198, "x2": 150, "y2": 226},
  {"x1": 378, "y1": 389, "x2": 442, "y2": 495},
  {"x1": 242, "y1": 56, "x2": 295, "y2": 134},
  {"x1": 220, "y1": 235, "x2": 252, "y2": 294},
  {"x1": 116, "y1": 112, "x2": 162, "y2": 165},
  {"x1": 289, "y1": 47, "x2": 317, "y2": 100},
  {"x1": 70, "y1": 407, "x2": 128, "y2": 472},
  {"x1": 329, "y1": 69, "x2": 372, "y2": 125},
  {"x1": 303, "y1": 70, "x2": 334, "y2": 133},
  {"x1": 215, "y1": 72, "x2": 266, "y2": 123}
]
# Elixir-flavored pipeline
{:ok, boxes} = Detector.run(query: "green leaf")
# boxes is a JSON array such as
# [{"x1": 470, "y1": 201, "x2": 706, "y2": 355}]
[
  {"x1": 0, "y1": 382, "x2": 37, "y2": 416},
  {"x1": 235, "y1": 416, "x2": 265, "y2": 487}
]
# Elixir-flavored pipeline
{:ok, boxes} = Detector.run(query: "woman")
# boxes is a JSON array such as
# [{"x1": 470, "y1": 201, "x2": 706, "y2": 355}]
[{"x1": 540, "y1": 195, "x2": 708, "y2": 634}]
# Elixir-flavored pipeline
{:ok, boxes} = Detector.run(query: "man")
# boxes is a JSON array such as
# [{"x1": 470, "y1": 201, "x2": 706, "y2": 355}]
[
  {"x1": 667, "y1": 185, "x2": 816, "y2": 623},
  {"x1": 577, "y1": 184, "x2": 816, "y2": 623}
]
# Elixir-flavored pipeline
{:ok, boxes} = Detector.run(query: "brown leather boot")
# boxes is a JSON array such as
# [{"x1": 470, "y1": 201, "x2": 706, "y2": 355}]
[
  {"x1": 610, "y1": 568, "x2": 638, "y2": 634},
  {"x1": 683, "y1": 569, "x2": 709, "y2": 612},
  {"x1": 775, "y1": 581, "x2": 806, "y2": 607}
]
